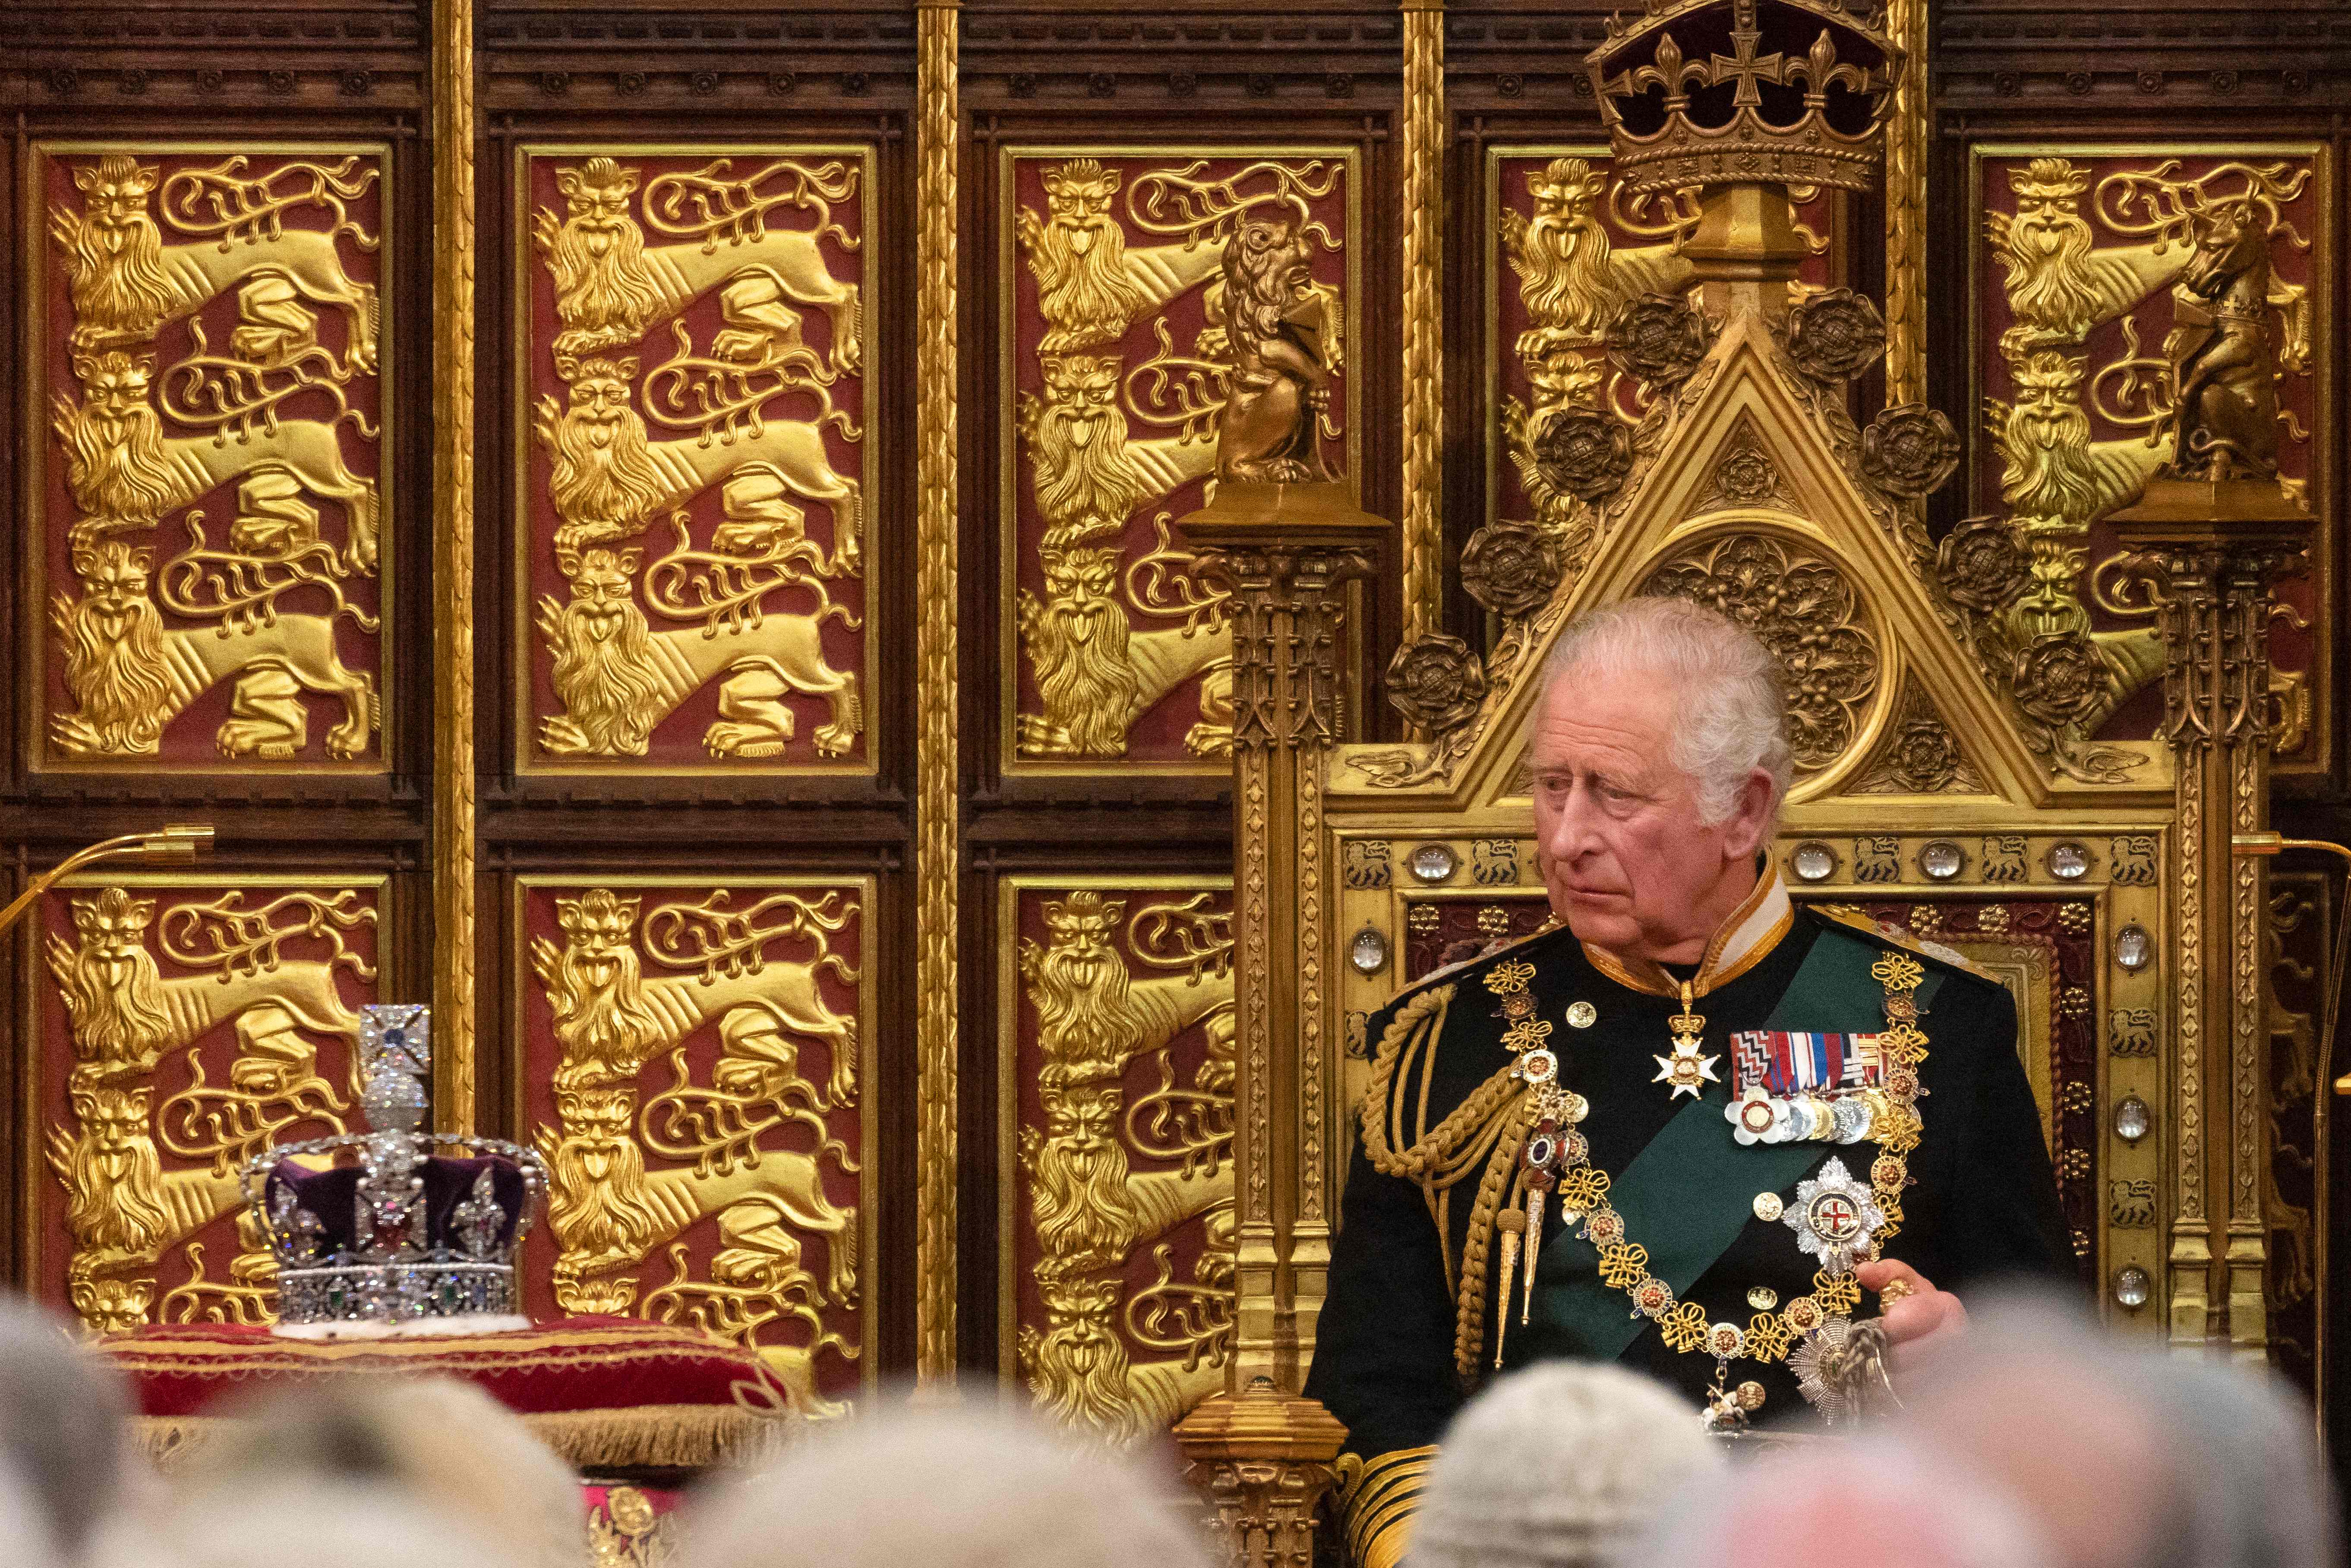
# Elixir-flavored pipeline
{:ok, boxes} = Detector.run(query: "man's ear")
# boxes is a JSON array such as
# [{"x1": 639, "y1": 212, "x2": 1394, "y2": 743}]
[{"x1": 1719, "y1": 767, "x2": 1778, "y2": 860}]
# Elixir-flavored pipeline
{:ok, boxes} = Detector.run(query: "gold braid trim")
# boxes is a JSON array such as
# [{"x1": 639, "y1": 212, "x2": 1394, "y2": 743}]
[
  {"x1": 1335, "y1": 1446, "x2": 1436, "y2": 1568},
  {"x1": 1453, "y1": 1093, "x2": 1537, "y2": 1381},
  {"x1": 1360, "y1": 986, "x2": 1526, "y2": 1186}
]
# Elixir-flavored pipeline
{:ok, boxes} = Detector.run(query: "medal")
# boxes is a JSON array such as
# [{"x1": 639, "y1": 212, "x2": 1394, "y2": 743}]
[{"x1": 1653, "y1": 981, "x2": 1721, "y2": 1099}]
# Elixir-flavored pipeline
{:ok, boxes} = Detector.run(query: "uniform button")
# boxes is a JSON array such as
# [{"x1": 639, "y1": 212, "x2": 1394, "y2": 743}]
[
  {"x1": 1565, "y1": 1000, "x2": 1597, "y2": 1029},
  {"x1": 1753, "y1": 1192, "x2": 1784, "y2": 1222}
]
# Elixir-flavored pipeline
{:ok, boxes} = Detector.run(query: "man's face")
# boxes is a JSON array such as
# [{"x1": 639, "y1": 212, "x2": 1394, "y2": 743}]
[{"x1": 1530, "y1": 664, "x2": 1767, "y2": 959}]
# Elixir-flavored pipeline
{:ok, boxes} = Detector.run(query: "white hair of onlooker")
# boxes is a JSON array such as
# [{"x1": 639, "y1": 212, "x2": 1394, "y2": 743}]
[
  {"x1": 0, "y1": 1462, "x2": 57, "y2": 1568},
  {"x1": 1897, "y1": 1292, "x2": 2338, "y2": 1568},
  {"x1": 2151, "y1": 1355, "x2": 2342, "y2": 1568},
  {"x1": 0, "y1": 1297, "x2": 132, "y2": 1564},
  {"x1": 187, "y1": 1378, "x2": 586, "y2": 1568},
  {"x1": 1540, "y1": 596, "x2": 1793, "y2": 829},
  {"x1": 1411, "y1": 1363, "x2": 1724, "y2": 1568},
  {"x1": 109, "y1": 1479, "x2": 526, "y2": 1568},
  {"x1": 682, "y1": 1397, "x2": 1215, "y2": 1568}
]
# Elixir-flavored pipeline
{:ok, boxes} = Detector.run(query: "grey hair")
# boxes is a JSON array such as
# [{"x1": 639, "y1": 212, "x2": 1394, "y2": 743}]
[
  {"x1": 1539, "y1": 596, "x2": 1793, "y2": 828},
  {"x1": 0, "y1": 1297, "x2": 129, "y2": 1561},
  {"x1": 683, "y1": 1395, "x2": 1217, "y2": 1568},
  {"x1": 110, "y1": 1481, "x2": 526, "y2": 1568},
  {"x1": 1412, "y1": 1363, "x2": 1724, "y2": 1568},
  {"x1": 1879, "y1": 1290, "x2": 2339, "y2": 1568},
  {"x1": 191, "y1": 1378, "x2": 585, "y2": 1568}
]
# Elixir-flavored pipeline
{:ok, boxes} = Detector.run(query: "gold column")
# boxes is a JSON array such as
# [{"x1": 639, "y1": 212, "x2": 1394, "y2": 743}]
[
  {"x1": 915, "y1": 0, "x2": 962, "y2": 1385},
  {"x1": 1881, "y1": 0, "x2": 1927, "y2": 405},
  {"x1": 2112, "y1": 492, "x2": 2310, "y2": 1355},
  {"x1": 1174, "y1": 487, "x2": 1385, "y2": 1561},
  {"x1": 432, "y1": 0, "x2": 478, "y2": 1125},
  {"x1": 1399, "y1": 0, "x2": 1445, "y2": 641}
]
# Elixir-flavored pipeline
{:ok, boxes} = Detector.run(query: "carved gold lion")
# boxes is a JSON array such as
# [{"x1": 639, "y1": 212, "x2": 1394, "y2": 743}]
[
  {"x1": 53, "y1": 350, "x2": 378, "y2": 571},
  {"x1": 51, "y1": 541, "x2": 378, "y2": 761},
  {"x1": 535, "y1": 354, "x2": 860, "y2": 561},
  {"x1": 536, "y1": 545, "x2": 860, "y2": 760},
  {"x1": 53, "y1": 153, "x2": 380, "y2": 370},
  {"x1": 46, "y1": 886, "x2": 369, "y2": 1082},
  {"x1": 534, "y1": 157, "x2": 861, "y2": 368}
]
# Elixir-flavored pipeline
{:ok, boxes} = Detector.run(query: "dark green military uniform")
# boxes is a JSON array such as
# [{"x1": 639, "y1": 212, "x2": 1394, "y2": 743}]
[{"x1": 1306, "y1": 892, "x2": 2070, "y2": 1567}]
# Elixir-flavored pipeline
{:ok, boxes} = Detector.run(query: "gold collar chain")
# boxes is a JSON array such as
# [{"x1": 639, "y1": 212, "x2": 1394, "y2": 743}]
[{"x1": 1481, "y1": 951, "x2": 1931, "y2": 1430}]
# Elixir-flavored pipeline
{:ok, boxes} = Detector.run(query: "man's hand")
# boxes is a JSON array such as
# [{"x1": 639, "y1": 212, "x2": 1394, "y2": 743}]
[{"x1": 1856, "y1": 1257, "x2": 1966, "y2": 1366}]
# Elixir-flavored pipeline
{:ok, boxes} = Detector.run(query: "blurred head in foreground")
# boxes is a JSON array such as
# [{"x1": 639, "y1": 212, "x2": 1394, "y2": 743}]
[
  {"x1": 0, "y1": 1296, "x2": 131, "y2": 1564},
  {"x1": 164, "y1": 1377, "x2": 581, "y2": 1568},
  {"x1": 1896, "y1": 1294, "x2": 2340, "y2": 1568},
  {"x1": 1412, "y1": 1362, "x2": 1725, "y2": 1568},
  {"x1": 684, "y1": 1396, "x2": 1215, "y2": 1568},
  {"x1": 117, "y1": 1484, "x2": 526, "y2": 1568},
  {"x1": 1642, "y1": 1292, "x2": 2340, "y2": 1568}
]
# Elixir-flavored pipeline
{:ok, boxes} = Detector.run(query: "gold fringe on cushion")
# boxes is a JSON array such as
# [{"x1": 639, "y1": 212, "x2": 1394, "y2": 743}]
[
  {"x1": 136, "y1": 1402, "x2": 795, "y2": 1474},
  {"x1": 524, "y1": 1404, "x2": 796, "y2": 1470}
]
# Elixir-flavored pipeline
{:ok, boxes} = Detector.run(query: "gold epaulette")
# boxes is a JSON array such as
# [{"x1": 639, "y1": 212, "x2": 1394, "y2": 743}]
[
  {"x1": 1813, "y1": 904, "x2": 1998, "y2": 981},
  {"x1": 1382, "y1": 916, "x2": 1563, "y2": 1011},
  {"x1": 1334, "y1": 1446, "x2": 1436, "y2": 1568}
]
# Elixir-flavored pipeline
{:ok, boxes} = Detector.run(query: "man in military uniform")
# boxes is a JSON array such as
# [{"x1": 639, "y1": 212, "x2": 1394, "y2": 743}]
[{"x1": 1306, "y1": 599, "x2": 2070, "y2": 1568}]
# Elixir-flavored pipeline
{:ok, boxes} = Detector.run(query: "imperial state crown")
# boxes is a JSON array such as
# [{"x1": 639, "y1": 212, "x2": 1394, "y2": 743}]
[{"x1": 243, "y1": 1006, "x2": 549, "y2": 1340}]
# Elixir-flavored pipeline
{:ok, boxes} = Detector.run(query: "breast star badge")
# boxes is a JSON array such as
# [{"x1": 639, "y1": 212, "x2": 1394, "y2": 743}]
[
  {"x1": 1652, "y1": 1035, "x2": 1721, "y2": 1099},
  {"x1": 1783, "y1": 1155, "x2": 1885, "y2": 1273}
]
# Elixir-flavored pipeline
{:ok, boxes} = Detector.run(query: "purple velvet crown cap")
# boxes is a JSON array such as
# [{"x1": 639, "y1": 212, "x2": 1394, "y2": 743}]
[{"x1": 265, "y1": 1154, "x2": 529, "y2": 1258}]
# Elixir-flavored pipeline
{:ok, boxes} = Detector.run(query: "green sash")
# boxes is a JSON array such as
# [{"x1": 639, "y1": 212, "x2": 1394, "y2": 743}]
[{"x1": 1520, "y1": 929, "x2": 1943, "y2": 1364}]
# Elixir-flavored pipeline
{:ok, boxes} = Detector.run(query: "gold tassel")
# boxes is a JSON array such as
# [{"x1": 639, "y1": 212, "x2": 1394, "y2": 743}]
[
  {"x1": 1521, "y1": 1188, "x2": 1545, "y2": 1326},
  {"x1": 1493, "y1": 1209, "x2": 1525, "y2": 1368}
]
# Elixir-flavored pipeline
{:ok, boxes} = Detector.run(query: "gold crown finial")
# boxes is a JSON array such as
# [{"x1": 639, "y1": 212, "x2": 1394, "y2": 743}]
[{"x1": 1586, "y1": 0, "x2": 1900, "y2": 198}]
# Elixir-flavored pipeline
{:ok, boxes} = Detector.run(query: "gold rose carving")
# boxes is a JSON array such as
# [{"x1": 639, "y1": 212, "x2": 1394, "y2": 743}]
[
  {"x1": 1642, "y1": 535, "x2": 1879, "y2": 774},
  {"x1": 534, "y1": 887, "x2": 862, "y2": 1418},
  {"x1": 1974, "y1": 155, "x2": 2313, "y2": 778},
  {"x1": 1016, "y1": 891, "x2": 1237, "y2": 1444},
  {"x1": 43, "y1": 884, "x2": 378, "y2": 1331},
  {"x1": 529, "y1": 155, "x2": 867, "y2": 766},
  {"x1": 1012, "y1": 157, "x2": 1346, "y2": 763},
  {"x1": 1852, "y1": 685, "x2": 1988, "y2": 795},
  {"x1": 44, "y1": 149, "x2": 387, "y2": 764}
]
